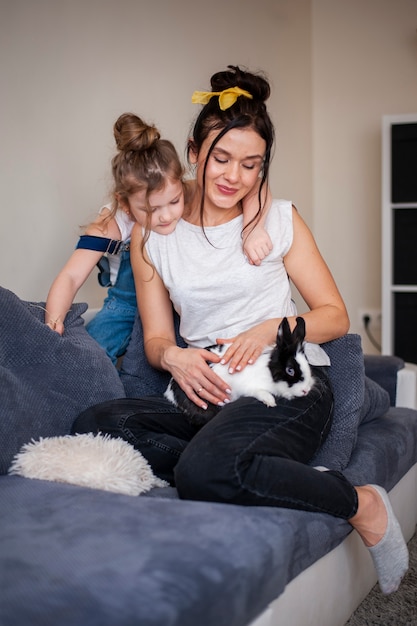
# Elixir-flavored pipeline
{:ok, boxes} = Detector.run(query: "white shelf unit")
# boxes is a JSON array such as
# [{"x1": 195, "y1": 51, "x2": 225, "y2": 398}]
[{"x1": 382, "y1": 114, "x2": 417, "y2": 363}]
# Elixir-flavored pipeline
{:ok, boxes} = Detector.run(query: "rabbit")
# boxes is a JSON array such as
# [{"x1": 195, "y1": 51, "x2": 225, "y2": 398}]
[{"x1": 164, "y1": 316, "x2": 314, "y2": 426}]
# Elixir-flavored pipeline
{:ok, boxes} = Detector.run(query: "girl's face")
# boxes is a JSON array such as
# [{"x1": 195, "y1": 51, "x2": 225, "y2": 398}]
[
  {"x1": 192, "y1": 127, "x2": 266, "y2": 212},
  {"x1": 123, "y1": 179, "x2": 184, "y2": 235}
]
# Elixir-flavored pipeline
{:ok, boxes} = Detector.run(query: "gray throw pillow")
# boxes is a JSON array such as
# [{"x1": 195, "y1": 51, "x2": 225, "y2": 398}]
[
  {"x1": 0, "y1": 287, "x2": 125, "y2": 474},
  {"x1": 360, "y1": 376, "x2": 390, "y2": 424},
  {"x1": 119, "y1": 310, "x2": 186, "y2": 397},
  {"x1": 310, "y1": 334, "x2": 365, "y2": 471},
  {"x1": 312, "y1": 337, "x2": 391, "y2": 469}
]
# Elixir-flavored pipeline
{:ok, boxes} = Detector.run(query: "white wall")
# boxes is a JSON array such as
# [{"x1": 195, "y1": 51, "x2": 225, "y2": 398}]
[{"x1": 1, "y1": 0, "x2": 417, "y2": 353}]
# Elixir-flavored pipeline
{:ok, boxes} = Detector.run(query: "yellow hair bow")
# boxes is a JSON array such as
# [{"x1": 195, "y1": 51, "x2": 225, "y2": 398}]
[{"x1": 191, "y1": 86, "x2": 253, "y2": 111}]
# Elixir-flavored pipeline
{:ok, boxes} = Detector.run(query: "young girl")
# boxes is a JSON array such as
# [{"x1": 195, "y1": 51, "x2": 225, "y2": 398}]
[{"x1": 45, "y1": 112, "x2": 271, "y2": 364}]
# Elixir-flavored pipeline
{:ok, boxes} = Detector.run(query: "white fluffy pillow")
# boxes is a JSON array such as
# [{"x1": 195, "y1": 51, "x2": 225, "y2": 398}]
[{"x1": 8, "y1": 433, "x2": 168, "y2": 496}]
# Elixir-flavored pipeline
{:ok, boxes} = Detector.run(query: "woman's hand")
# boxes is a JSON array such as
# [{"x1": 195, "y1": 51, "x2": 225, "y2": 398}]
[
  {"x1": 216, "y1": 322, "x2": 278, "y2": 374},
  {"x1": 163, "y1": 345, "x2": 232, "y2": 410}
]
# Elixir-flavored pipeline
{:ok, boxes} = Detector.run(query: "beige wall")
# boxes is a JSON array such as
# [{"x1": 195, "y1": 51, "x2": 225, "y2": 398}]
[
  {"x1": 0, "y1": 0, "x2": 311, "y2": 303},
  {"x1": 1, "y1": 0, "x2": 416, "y2": 352}
]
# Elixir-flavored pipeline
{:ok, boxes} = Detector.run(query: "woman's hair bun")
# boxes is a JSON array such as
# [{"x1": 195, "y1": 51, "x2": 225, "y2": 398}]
[
  {"x1": 210, "y1": 65, "x2": 270, "y2": 103},
  {"x1": 113, "y1": 112, "x2": 161, "y2": 153}
]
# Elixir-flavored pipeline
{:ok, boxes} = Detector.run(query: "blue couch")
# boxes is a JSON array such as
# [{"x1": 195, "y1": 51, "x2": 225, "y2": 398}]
[{"x1": 1, "y1": 287, "x2": 417, "y2": 626}]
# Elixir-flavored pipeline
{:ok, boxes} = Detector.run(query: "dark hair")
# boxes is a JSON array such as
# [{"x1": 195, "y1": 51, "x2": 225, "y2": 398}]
[{"x1": 188, "y1": 65, "x2": 275, "y2": 229}]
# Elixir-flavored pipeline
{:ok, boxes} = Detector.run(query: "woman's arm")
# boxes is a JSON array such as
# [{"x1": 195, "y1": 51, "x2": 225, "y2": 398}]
[
  {"x1": 284, "y1": 206, "x2": 350, "y2": 342},
  {"x1": 130, "y1": 224, "x2": 232, "y2": 408},
  {"x1": 130, "y1": 225, "x2": 179, "y2": 366}
]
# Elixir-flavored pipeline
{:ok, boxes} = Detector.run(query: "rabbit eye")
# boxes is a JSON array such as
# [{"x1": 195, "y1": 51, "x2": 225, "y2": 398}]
[{"x1": 285, "y1": 366, "x2": 295, "y2": 377}]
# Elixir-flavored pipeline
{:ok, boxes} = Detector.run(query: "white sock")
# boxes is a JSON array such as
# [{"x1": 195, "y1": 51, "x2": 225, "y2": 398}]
[{"x1": 367, "y1": 484, "x2": 409, "y2": 594}]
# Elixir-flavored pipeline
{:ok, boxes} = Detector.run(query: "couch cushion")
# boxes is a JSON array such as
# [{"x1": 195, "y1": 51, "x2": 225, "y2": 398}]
[
  {"x1": 2, "y1": 403, "x2": 417, "y2": 626},
  {"x1": 0, "y1": 287, "x2": 125, "y2": 475},
  {"x1": 364, "y1": 354, "x2": 404, "y2": 406},
  {"x1": 312, "y1": 337, "x2": 390, "y2": 467},
  {"x1": 119, "y1": 310, "x2": 186, "y2": 397},
  {"x1": 310, "y1": 334, "x2": 365, "y2": 470},
  {"x1": 0, "y1": 474, "x2": 351, "y2": 626},
  {"x1": 360, "y1": 376, "x2": 391, "y2": 424}
]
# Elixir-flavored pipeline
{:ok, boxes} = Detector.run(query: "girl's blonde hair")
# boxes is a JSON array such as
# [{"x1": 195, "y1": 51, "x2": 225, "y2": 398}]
[{"x1": 94, "y1": 113, "x2": 185, "y2": 242}]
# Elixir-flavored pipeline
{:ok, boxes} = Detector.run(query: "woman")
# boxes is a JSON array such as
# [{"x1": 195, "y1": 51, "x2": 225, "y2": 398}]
[{"x1": 73, "y1": 65, "x2": 408, "y2": 594}]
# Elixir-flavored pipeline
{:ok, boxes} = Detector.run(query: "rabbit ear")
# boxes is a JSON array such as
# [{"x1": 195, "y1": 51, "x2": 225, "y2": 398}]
[
  {"x1": 292, "y1": 316, "x2": 306, "y2": 344},
  {"x1": 276, "y1": 317, "x2": 292, "y2": 345},
  {"x1": 276, "y1": 317, "x2": 305, "y2": 346}
]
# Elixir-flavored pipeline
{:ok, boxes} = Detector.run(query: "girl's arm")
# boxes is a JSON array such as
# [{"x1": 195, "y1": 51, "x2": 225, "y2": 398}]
[
  {"x1": 130, "y1": 224, "x2": 232, "y2": 409},
  {"x1": 216, "y1": 206, "x2": 350, "y2": 373},
  {"x1": 241, "y1": 180, "x2": 273, "y2": 265},
  {"x1": 45, "y1": 212, "x2": 121, "y2": 334}
]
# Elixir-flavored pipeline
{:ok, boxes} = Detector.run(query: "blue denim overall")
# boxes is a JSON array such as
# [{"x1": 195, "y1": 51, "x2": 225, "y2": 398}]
[{"x1": 85, "y1": 246, "x2": 137, "y2": 364}]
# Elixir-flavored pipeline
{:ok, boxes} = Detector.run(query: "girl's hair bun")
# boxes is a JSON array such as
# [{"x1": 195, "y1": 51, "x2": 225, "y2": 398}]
[
  {"x1": 210, "y1": 65, "x2": 270, "y2": 104},
  {"x1": 113, "y1": 113, "x2": 161, "y2": 153}
]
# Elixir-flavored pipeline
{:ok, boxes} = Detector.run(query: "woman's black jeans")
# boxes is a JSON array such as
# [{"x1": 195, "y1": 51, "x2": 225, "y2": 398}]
[{"x1": 72, "y1": 367, "x2": 358, "y2": 519}]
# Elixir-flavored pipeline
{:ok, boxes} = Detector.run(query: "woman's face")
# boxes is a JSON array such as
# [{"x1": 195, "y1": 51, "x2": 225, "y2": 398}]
[
  {"x1": 193, "y1": 127, "x2": 266, "y2": 212},
  {"x1": 122, "y1": 179, "x2": 184, "y2": 235}
]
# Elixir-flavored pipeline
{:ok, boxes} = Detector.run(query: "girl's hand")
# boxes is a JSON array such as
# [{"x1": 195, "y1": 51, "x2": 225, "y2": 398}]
[
  {"x1": 243, "y1": 226, "x2": 273, "y2": 266},
  {"x1": 216, "y1": 325, "x2": 276, "y2": 374},
  {"x1": 45, "y1": 319, "x2": 65, "y2": 335},
  {"x1": 163, "y1": 345, "x2": 232, "y2": 410}
]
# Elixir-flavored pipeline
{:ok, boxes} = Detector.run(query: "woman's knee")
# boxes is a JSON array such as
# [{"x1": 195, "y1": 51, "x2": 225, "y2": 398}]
[
  {"x1": 174, "y1": 440, "x2": 238, "y2": 503},
  {"x1": 174, "y1": 455, "x2": 221, "y2": 502}
]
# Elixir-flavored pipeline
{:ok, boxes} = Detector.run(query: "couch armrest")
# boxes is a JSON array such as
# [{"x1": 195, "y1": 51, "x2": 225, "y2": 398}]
[
  {"x1": 364, "y1": 355, "x2": 417, "y2": 409},
  {"x1": 396, "y1": 363, "x2": 417, "y2": 409},
  {"x1": 364, "y1": 355, "x2": 404, "y2": 406}
]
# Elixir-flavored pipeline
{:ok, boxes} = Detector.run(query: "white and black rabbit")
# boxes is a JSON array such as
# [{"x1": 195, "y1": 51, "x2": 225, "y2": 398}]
[{"x1": 164, "y1": 316, "x2": 314, "y2": 426}]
